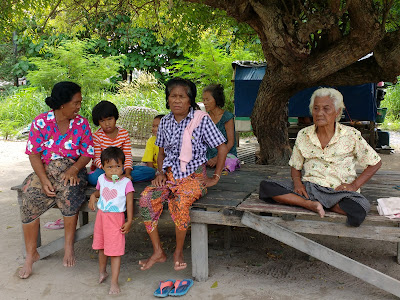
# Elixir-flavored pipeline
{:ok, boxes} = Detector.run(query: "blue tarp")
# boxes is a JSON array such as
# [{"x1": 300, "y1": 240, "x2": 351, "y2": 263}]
[{"x1": 233, "y1": 62, "x2": 377, "y2": 121}]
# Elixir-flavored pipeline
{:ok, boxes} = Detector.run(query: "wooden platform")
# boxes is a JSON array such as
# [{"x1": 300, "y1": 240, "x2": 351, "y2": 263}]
[
  {"x1": 12, "y1": 164, "x2": 400, "y2": 296},
  {"x1": 190, "y1": 164, "x2": 400, "y2": 297}
]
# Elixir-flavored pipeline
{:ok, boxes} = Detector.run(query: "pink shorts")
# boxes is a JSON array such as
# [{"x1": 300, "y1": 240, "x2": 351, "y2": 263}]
[{"x1": 92, "y1": 210, "x2": 125, "y2": 256}]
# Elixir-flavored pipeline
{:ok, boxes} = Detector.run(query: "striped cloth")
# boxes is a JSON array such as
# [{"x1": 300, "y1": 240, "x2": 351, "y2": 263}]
[{"x1": 93, "y1": 127, "x2": 133, "y2": 170}]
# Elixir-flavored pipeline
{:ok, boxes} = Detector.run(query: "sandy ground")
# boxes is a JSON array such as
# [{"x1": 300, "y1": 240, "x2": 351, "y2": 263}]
[{"x1": 1, "y1": 138, "x2": 400, "y2": 300}]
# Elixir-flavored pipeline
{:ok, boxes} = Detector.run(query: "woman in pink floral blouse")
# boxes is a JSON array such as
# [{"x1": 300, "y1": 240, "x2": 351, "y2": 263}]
[
  {"x1": 259, "y1": 88, "x2": 381, "y2": 227},
  {"x1": 18, "y1": 82, "x2": 94, "y2": 279}
]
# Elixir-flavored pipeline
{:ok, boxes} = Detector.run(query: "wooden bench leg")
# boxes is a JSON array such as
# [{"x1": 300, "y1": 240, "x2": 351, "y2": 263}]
[
  {"x1": 191, "y1": 222, "x2": 208, "y2": 281},
  {"x1": 224, "y1": 226, "x2": 232, "y2": 250},
  {"x1": 397, "y1": 224, "x2": 400, "y2": 264},
  {"x1": 79, "y1": 211, "x2": 89, "y2": 227}
]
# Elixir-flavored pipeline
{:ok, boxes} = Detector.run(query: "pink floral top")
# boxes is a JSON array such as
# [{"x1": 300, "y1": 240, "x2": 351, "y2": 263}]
[
  {"x1": 289, "y1": 123, "x2": 381, "y2": 190},
  {"x1": 25, "y1": 110, "x2": 94, "y2": 165}
]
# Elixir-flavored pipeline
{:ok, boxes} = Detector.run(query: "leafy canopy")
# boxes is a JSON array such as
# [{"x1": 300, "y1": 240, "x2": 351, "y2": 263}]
[{"x1": 27, "y1": 39, "x2": 123, "y2": 92}]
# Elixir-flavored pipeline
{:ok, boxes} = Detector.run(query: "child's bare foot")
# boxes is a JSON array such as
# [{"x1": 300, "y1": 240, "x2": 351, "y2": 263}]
[
  {"x1": 109, "y1": 282, "x2": 120, "y2": 295},
  {"x1": 173, "y1": 251, "x2": 187, "y2": 271},
  {"x1": 307, "y1": 201, "x2": 325, "y2": 218},
  {"x1": 139, "y1": 251, "x2": 167, "y2": 270},
  {"x1": 63, "y1": 245, "x2": 76, "y2": 267},
  {"x1": 18, "y1": 251, "x2": 40, "y2": 279},
  {"x1": 99, "y1": 271, "x2": 108, "y2": 284}
]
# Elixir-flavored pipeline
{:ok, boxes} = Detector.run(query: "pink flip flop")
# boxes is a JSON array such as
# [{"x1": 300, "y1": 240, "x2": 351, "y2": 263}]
[{"x1": 44, "y1": 219, "x2": 64, "y2": 230}]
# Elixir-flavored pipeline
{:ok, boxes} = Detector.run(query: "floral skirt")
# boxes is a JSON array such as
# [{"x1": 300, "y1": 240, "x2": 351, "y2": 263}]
[
  {"x1": 139, "y1": 165, "x2": 207, "y2": 232},
  {"x1": 20, "y1": 158, "x2": 88, "y2": 224}
]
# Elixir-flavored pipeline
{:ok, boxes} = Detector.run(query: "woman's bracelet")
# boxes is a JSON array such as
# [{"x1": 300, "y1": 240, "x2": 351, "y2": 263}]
[
  {"x1": 213, "y1": 173, "x2": 221, "y2": 180},
  {"x1": 155, "y1": 170, "x2": 164, "y2": 176},
  {"x1": 71, "y1": 165, "x2": 79, "y2": 172}
]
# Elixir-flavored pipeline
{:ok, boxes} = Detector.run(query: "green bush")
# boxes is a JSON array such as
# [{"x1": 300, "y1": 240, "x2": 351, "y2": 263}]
[
  {"x1": 27, "y1": 39, "x2": 123, "y2": 93},
  {"x1": 0, "y1": 42, "x2": 15, "y2": 82},
  {"x1": 381, "y1": 78, "x2": 400, "y2": 119},
  {"x1": 380, "y1": 78, "x2": 400, "y2": 130},
  {"x1": 168, "y1": 36, "x2": 261, "y2": 113},
  {"x1": 0, "y1": 72, "x2": 167, "y2": 138}
]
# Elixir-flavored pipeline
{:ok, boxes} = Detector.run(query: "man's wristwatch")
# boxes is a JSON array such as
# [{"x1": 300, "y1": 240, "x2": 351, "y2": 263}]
[{"x1": 155, "y1": 170, "x2": 164, "y2": 176}]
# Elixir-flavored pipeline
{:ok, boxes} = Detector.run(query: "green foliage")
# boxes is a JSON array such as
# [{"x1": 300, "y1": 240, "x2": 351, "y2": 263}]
[
  {"x1": 168, "y1": 35, "x2": 263, "y2": 112},
  {"x1": 381, "y1": 77, "x2": 400, "y2": 121},
  {"x1": 0, "y1": 42, "x2": 16, "y2": 81},
  {"x1": 0, "y1": 72, "x2": 166, "y2": 137},
  {"x1": 26, "y1": 39, "x2": 123, "y2": 92},
  {"x1": 379, "y1": 77, "x2": 400, "y2": 131},
  {"x1": 0, "y1": 87, "x2": 48, "y2": 138},
  {"x1": 115, "y1": 72, "x2": 167, "y2": 113},
  {"x1": 82, "y1": 14, "x2": 183, "y2": 80}
]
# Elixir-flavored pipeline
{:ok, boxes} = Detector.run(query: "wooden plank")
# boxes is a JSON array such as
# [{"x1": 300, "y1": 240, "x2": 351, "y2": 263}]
[
  {"x1": 194, "y1": 191, "x2": 251, "y2": 209},
  {"x1": 191, "y1": 223, "x2": 208, "y2": 281},
  {"x1": 258, "y1": 216, "x2": 400, "y2": 242},
  {"x1": 190, "y1": 210, "x2": 244, "y2": 227},
  {"x1": 241, "y1": 212, "x2": 400, "y2": 298}
]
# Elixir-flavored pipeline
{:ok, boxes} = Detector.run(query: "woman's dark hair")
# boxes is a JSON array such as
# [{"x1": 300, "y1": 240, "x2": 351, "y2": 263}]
[
  {"x1": 92, "y1": 101, "x2": 119, "y2": 126},
  {"x1": 203, "y1": 84, "x2": 225, "y2": 108},
  {"x1": 101, "y1": 146, "x2": 125, "y2": 166},
  {"x1": 45, "y1": 81, "x2": 81, "y2": 110},
  {"x1": 154, "y1": 114, "x2": 165, "y2": 120},
  {"x1": 165, "y1": 78, "x2": 197, "y2": 110}
]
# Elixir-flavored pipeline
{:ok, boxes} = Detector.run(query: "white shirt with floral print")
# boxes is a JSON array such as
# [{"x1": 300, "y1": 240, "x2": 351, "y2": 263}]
[{"x1": 289, "y1": 122, "x2": 381, "y2": 190}]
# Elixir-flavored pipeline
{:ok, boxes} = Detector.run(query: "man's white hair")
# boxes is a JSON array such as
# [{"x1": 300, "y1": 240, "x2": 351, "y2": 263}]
[{"x1": 309, "y1": 88, "x2": 345, "y2": 121}]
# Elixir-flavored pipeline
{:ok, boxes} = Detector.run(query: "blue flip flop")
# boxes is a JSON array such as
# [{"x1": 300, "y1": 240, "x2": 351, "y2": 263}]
[
  {"x1": 169, "y1": 279, "x2": 194, "y2": 297},
  {"x1": 154, "y1": 279, "x2": 175, "y2": 298}
]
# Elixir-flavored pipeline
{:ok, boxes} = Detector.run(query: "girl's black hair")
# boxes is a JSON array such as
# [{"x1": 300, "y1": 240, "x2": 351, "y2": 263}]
[
  {"x1": 203, "y1": 84, "x2": 225, "y2": 108},
  {"x1": 100, "y1": 146, "x2": 125, "y2": 166},
  {"x1": 165, "y1": 78, "x2": 197, "y2": 110},
  {"x1": 92, "y1": 101, "x2": 119, "y2": 126},
  {"x1": 45, "y1": 81, "x2": 81, "y2": 110},
  {"x1": 154, "y1": 114, "x2": 165, "y2": 120}
]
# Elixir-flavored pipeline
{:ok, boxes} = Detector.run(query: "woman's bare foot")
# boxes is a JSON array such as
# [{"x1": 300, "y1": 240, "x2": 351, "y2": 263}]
[
  {"x1": 138, "y1": 251, "x2": 167, "y2": 270},
  {"x1": 63, "y1": 245, "x2": 76, "y2": 267},
  {"x1": 173, "y1": 251, "x2": 187, "y2": 271},
  {"x1": 99, "y1": 271, "x2": 108, "y2": 284},
  {"x1": 307, "y1": 201, "x2": 325, "y2": 218},
  {"x1": 18, "y1": 251, "x2": 40, "y2": 279},
  {"x1": 109, "y1": 282, "x2": 120, "y2": 295}
]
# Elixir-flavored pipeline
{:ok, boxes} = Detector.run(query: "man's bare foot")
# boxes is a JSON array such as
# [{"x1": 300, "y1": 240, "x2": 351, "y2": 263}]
[
  {"x1": 99, "y1": 271, "x2": 108, "y2": 284},
  {"x1": 139, "y1": 251, "x2": 167, "y2": 271},
  {"x1": 173, "y1": 252, "x2": 187, "y2": 271},
  {"x1": 308, "y1": 201, "x2": 325, "y2": 218},
  {"x1": 109, "y1": 282, "x2": 120, "y2": 295},
  {"x1": 18, "y1": 251, "x2": 40, "y2": 279},
  {"x1": 63, "y1": 245, "x2": 76, "y2": 267}
]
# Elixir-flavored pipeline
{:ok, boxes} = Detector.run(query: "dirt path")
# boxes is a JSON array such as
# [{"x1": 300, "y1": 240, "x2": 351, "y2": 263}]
[{"x1": 1, "y1": 139, "x2": 400, "y2": 299}]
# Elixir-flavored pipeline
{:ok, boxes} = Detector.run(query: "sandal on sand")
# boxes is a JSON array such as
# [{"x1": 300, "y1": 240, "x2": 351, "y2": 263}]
[
  {"x1": 154, "y1": 279, "x2": 175, "y2": 298},
  {"x1": 169, "y1": 279, "x2": 194, "y2": 297},
  {"x1": 44, "y1": 219, "x2": 64, "y2": 230}
]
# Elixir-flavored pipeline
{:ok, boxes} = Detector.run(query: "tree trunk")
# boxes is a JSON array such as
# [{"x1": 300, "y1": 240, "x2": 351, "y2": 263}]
[
  {"x1": 251, "y1": 76, "x2": 298, "y2": 165},
  {"x1": 12, "y1": 31, "x2": 18, "y2": 87}
]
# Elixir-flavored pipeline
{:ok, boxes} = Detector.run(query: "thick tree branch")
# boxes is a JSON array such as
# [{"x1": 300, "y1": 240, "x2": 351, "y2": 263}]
[
  {"x1": 41, "y1": 0, "x2": 63, "y2": 31},
  {"x1": 315, "y1": 56, "x2": 395, "y2": 87}
]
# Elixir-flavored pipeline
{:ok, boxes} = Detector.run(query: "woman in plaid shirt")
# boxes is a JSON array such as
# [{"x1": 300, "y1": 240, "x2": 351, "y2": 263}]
[{"x1": 139, "y1": 78, "x2": 228, "y2": 271}]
